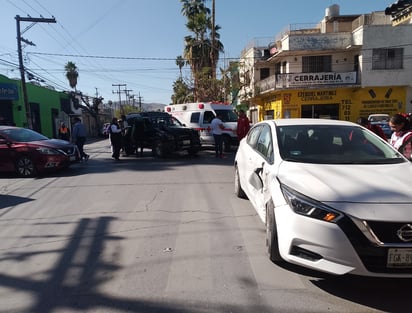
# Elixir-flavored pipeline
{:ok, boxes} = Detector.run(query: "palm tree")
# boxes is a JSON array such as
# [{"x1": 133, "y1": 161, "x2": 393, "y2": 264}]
[
  {"x1": 181, "y1": 0, "x2": 210, "y2": 19},
  {"x1": 176, "y1": 55, "x2": 186, "y2": 79},
  {"x1": 64, "y1": 61, "x2": 78, "y2": 90},
  {"x1": 180, "y1": 0, "x2": 224, "y2": 101}
]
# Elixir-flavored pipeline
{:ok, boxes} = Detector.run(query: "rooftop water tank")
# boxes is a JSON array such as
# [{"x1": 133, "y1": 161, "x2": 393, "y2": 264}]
[{"x1": 325, "y1": 4, "x2": 340, "y2": 18}]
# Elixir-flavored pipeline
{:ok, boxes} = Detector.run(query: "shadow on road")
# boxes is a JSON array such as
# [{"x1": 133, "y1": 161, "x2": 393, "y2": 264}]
[
  {"x1": 0, "y1": 194, "x2": 34, "y2": 210},
  {"x1": 311, "y1": 275, "x2": 411, "y2": 313},
  {"x1": 0, "y1": 215, "x2": 273, "y2": 313},
  {"x1": 53, "y1": 144, "x2": 236, "y2": 177},
  {"x1": 266, "y1": 240, "x2": 412, "y2": 312}
]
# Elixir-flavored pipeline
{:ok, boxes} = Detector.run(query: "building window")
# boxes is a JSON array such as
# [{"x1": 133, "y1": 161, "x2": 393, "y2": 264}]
[
  {"x1": 260, "y1": 68, "x2": 270, "y2": 80},
  {"x1": 372, "y1": 48, "x2": 403, "y2": 70},
  {"x1": 275, "y1": 62, "x2": 281, "y2": 75},
  {"x1": 302, "y1": 55, "x2": 332, "y2": 73},
  {"x1": 282, "y1": 61, "x2": 287, "y2": 73}
]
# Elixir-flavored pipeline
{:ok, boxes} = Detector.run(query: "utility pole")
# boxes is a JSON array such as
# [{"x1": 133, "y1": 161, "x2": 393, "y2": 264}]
[
  {"x1": 112, "y1": 83, "x2": 126, "y2": 114},
  {"x1": 124, "y1": 89, "x2": 133, "y2": 105},
  {"x1": 210, "y1": 0, "x2": 216, "y2": 80},
  {"x1": 129, "y1": 95, "x2": 135, "y2": 108},
  {"x1": 136, "y1": 92, "x2": 143, "y2": 111},
  {"x1": 16, "y1": 15, "x2": 56, "y2": 129}
]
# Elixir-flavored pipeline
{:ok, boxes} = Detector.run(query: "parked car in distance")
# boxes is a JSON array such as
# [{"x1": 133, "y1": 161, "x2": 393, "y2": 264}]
[
  {"x1": 368, "y1": 113, "x2": 392, "y2": 138},
  {"x1": 0, "y1": 126, "x2": 80, "y2": 177},
  {"x1": 235, "y1": 118, "x2": 412, "y2": 277},
  {"x1": 125, "y1": 111, "x2": 201, "y2": 158}
]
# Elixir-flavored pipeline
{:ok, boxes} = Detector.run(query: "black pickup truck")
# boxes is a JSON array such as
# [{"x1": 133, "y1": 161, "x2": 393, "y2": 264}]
[{"x1": 125, "y1": 112, "x2": 201, "y2": 157}]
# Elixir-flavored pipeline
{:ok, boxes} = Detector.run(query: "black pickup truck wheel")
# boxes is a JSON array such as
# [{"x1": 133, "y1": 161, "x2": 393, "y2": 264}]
[{"x1": 153, "y1": 141, "x2": 166, "y2": 158}]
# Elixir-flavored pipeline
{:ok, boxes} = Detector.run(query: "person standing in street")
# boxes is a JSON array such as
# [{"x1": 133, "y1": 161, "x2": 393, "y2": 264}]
[
  {"x1": 109, "y1": 117, "x2": 122, "y2": 160},
  {"x1": 131, "y1": 117, "x2": 145, "y2": 157},
  {"x1": 356, "y1": 117, "x2": 386, "y2": 140},
  {"x1": 236, "y1": 109, "x2": 250, "y2": 142},
  {"x1": 72, "y1": 117, "x2": 89, "y2": 162},
  {"x1": 389, "y1": 113, "x2": 412, "y2": 159},
  {"x1": 211, "y1": 114, "x2": 225, "y2": 158},
  {"x1": 58, "y1": 122, "x2": 71, "y2": 141},
  {"x1": 120, "y1": 114, "x2": 132, "y2": 156}
]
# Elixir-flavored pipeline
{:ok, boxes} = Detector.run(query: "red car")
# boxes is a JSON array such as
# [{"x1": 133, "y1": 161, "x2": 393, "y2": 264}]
[{"x1": 0, "y1": 126, "x2": 80, "y2": 177}]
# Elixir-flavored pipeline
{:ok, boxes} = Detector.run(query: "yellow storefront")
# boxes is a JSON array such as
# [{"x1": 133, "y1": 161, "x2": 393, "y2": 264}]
[{"x1": 259, "y1": 86, "x2": 406, "y2": 122}]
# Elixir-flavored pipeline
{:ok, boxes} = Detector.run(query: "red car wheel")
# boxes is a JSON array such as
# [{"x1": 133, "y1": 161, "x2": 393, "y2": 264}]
[{"x1": 16, "y1": 156, "x2": 36, "y2": 177}]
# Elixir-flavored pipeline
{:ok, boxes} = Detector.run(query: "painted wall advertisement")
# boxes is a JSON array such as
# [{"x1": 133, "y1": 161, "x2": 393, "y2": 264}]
[{"x1": 265, "y1": 86, "x2": 405, "y2": 122}]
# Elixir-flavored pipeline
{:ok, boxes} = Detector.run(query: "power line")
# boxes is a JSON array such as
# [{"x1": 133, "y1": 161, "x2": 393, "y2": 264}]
[
  {"x1": 18, "y1": 0, "x2": 130, "y2": 96},
  {"x1": 28, "y1": 52, "x2": 191, "y2": 61}
]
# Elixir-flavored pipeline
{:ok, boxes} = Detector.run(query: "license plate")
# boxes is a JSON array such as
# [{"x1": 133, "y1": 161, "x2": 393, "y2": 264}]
[
  {"x1": 70, "y1": 156, "x2": 76, "y2": 161},
  {"x1": 183, "y1": 140, "x2": 190, "y2": 145},
  {"x1": 387, "y1": 248, "x2": 412, "y2": 268},
  {"x1": 45, "y1": 162, "x2": 59, "y2": 168}
]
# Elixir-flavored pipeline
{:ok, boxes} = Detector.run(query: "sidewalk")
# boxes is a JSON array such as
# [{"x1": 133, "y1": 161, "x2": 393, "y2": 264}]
[{"x1": 86, "y1": 136, "x2": 107, "y2": 144}]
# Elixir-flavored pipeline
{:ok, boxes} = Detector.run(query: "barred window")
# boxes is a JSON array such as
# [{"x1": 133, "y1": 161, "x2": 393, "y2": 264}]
[
  {"x1": 372, "y1": 48, "x2": 403, "y2": 70},
  {"x1": 302, "y1": 55, "x2": 331, "y2": 73},
  {"x1": 260, "y1": 68, "x2": 270, "y2": 80}
]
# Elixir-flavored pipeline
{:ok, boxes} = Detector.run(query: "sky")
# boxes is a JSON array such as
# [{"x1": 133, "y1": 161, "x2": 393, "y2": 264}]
[{"x1": 0, "y1": 0, "x2": 394, "y2": 106}]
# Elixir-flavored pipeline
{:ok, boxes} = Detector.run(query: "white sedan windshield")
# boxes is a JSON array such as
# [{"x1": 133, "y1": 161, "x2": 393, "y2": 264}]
[{"x1": 277, "y1": 125, "x2": 404, "y2": 164}]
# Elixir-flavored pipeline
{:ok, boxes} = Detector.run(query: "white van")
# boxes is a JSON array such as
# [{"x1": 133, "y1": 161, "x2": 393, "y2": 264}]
[{"x1": 165, "y1": 102, "x2": 239, "y2": 151}]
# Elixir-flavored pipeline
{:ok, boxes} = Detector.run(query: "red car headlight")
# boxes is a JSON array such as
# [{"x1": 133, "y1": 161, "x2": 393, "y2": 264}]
[{"x1": 36, "y1": 147, "x2": 62, "y2": 155}]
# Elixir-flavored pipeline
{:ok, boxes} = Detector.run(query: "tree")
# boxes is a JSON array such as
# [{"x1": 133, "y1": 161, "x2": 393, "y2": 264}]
[
  {"x1": 176, "y1": 55, "x2": 186, "y2": 79},
  {"x1": 171, "y1": 77, "x2": 194, "y2": 104},
  {"x1": 194, "y1": 68, "x2": 224, "y2": 102},
  {"x1": 92, "y1": 97, "x2": 104, "y2": 113},
  {"x1": 179, "y1": 0, "x2": 224, "y2": 102},
  {"x1": 181, "y1": 0, "x2": 210, "y2": 19},
  {"x1": 64, "y1": 61, "x2": 79, "y2": 90}
]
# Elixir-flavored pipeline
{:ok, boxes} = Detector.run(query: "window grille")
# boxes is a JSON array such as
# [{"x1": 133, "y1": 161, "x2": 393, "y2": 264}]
[
  {"x1": 372, "y1": 48, "x2": 403, "y2": 70},
  {"x1": 302, "y1": 55, "x2": 332, "y2": 73}
]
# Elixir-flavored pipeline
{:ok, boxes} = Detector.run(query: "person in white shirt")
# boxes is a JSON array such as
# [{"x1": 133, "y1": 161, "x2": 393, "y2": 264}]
[
  {"x1": 389, "y1": 113, "x2": 412, "y2": 159},
  {"x1": 211, "y1": 114, "x2": 225, "y2": 158},
  {"x1": 109, "y1": 117, "x2": 123, "y2": 160}
]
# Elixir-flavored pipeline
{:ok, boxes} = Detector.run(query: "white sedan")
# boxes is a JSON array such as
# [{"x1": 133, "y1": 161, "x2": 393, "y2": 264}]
[{"x1": 234, "y1": 118, "x2": 412, "y2": 277}]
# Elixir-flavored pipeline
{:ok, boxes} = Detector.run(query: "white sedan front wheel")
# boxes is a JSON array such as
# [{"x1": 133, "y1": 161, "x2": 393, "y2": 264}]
[
  {"x1": 234, "y1": 166, "x2": 247, "y2": 199},
  {"x1": 266, "y1": 202, "x2": 282, "y2": 263}
]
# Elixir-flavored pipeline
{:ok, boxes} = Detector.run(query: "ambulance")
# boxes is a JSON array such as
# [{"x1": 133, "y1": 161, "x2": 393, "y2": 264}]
[{"x1": 165, "y1": 102, "x2": 239, "y2": 151}]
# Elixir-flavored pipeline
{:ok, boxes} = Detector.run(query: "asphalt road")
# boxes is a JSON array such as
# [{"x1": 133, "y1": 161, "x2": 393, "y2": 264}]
[{"x1": 0, "y1": 138, "x2": 410, "y2": 313}]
